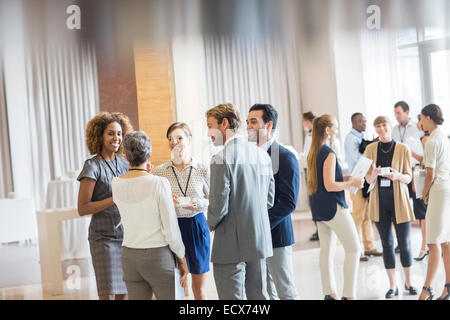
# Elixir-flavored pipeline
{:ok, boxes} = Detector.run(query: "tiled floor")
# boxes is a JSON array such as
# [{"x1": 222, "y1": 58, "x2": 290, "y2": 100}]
[{"x1": 0, "y1": 210, "x2": 446, "y2": 300}]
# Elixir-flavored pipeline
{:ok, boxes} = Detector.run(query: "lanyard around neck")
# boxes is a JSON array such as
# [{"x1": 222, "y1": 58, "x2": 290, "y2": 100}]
[
  {"x1": 171, "y1": 166, "x2": 193, "y2": 197},
  {"x1": 100, "y1": 154, "x2": 119, "y2": 177},
  {"x1": 398, "y1": 125, "x2": 408, "y2": 143}
]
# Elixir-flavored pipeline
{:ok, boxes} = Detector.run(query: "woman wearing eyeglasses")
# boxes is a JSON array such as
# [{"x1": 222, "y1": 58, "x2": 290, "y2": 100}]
[{"x1": 154, "y1": 122, "x2": 211, "y2": 300}]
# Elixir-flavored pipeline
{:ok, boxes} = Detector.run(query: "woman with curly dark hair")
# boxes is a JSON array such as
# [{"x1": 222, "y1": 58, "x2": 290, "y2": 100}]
[{"x1": 77, "y1": 111, "x2": 133, "y2": 300}]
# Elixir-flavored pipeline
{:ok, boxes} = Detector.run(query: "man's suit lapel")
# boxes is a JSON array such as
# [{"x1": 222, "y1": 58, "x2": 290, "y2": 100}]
[
  {"x1": 267, "y1": 141, "x2": 279, "y2": 176},
  {"x1": 267, "y1": 140, "x2": 277, "y2": 156}
]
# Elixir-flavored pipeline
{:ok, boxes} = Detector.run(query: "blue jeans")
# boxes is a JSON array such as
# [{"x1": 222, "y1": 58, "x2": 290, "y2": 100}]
[{"x1": 376, "y1": 188, "x2": 412, "y2": 269}]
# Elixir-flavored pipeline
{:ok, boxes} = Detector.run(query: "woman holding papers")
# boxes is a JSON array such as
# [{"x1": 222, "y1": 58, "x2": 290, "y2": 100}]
[
  {"x1": 364, "y1": 116, "x2": 417, "y2": 299},
  {"x1": 307, "y1": 114, "x2": 363, "y2": 300},
  {"x1": 418, "y1": 104, "x2": 450, "y2": 300},
  {"x1": 112, "y1": 131, "x2": 188, "y2": 299}
]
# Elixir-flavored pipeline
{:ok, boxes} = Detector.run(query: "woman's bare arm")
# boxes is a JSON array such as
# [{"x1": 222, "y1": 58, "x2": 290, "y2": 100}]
[
  {"x1": 77, "y1": 178, "x2": 114, "y2": 216},
  {"x1": 422, "y1": 167, "x2": 435, "y2": 205},
  {"x1": 323, "y1": 153, "x2": 363, "y2": 192}
]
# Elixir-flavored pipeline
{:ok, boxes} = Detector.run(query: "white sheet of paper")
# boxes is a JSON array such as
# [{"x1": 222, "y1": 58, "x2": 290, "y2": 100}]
[
  {"x1": 349, "y1": 156, "x2": 373, "y2": 194},
  {"x1": 413, "y1": 169, "x2": 426, "y2": 199},
  {"x1": 174, "y1": 268, "x2": 185, "y2": 300},
  {"x1": 367, "y1": 182, "x2": 376, "y2": 193}
]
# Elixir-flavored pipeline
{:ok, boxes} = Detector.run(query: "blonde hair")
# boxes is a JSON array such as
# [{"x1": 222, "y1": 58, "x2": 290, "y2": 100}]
[
  {"x1": 307, "y1": 114, "x2": 335, "y2": 195},
  {"x1": 373, "y1": 116, "x2": 391, "y2": 127},
  {"x1": 205, "y1": 103, "x2": 241, "y2": 130}
]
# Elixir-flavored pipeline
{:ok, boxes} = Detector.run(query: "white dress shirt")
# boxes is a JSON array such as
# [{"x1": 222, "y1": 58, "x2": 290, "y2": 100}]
[
  {"x1": 112, "y1": 174, "x2": 185, "y2": 258},
  {"x1": 344, "y1": 129, "x2": 364, "y2": 173},
  {"x1": 224, "y1": 133, "x2": 241, "y2": 147},
  {"x1": 260, "y1": 136, "x2": 276, "y2": 152},
  {"x1": 392, "y1": 119, "x2": 424, "y2": 167}
]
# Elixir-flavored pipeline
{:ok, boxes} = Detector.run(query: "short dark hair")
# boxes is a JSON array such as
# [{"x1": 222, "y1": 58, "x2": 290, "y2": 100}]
[
  {"x1": 394, "y1": 101, "x2": 409, "y2": 112},
  {"x1": 351, "y1": 112, "x2": 363, "y2": 123},
  {"x1": 302, "y1": 111, "x2": 317, "y2": 122},
  {"x1": 421, "y1": 104, "x2": 444, "y2": 125},
  {"x1": 249, "y1": 104, "x2": 278, "y2": 129}
]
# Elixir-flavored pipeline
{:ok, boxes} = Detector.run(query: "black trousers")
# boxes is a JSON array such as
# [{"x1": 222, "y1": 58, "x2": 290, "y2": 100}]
[
  {"x1": 376, "y1": 188, "x2": 412, "y2": 269},
  {"x1": 408, "y1": 182, "x2": 427, "y2": 220}
]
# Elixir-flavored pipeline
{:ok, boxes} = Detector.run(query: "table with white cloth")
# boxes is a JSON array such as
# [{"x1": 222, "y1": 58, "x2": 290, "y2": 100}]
[
  {"x1": 45, "y1": 179, "x2": 91, "y2": 260},
  {"x1": 37, "y1": 179, "x2": 91, "y2": 295}
]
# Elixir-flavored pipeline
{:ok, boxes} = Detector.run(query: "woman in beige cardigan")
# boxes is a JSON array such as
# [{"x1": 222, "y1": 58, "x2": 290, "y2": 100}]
[{"x1": 364, "y1": 116, "x2": 417, "y2": 299}]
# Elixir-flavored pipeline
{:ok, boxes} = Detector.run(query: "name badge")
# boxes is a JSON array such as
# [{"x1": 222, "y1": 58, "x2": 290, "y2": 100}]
[{"x1": 380, "y1": 178, "x2": 391, "y2": 187}]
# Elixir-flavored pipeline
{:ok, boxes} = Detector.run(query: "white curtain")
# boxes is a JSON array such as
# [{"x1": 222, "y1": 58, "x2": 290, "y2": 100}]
[
  {"x1": 204, "y1": 35, "x2": 303, "y2": 152},
  {"x1": 26, "y1": 40, "x2": 99, "y2": 210},
  {"x1": 360, "y1": 30, "x2": 401, "y2": 138},
  {"x1": 0, "y1": 60, "x2": 13, "y2": 198},
  {"x1": 203, "y1": 34, "x2": 309, "y2": 211}
]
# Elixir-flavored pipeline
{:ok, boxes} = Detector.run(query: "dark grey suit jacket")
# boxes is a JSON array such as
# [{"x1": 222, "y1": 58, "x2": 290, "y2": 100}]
[{"x1": 207, "y1": 135, "x2": 275, "y2": 264}]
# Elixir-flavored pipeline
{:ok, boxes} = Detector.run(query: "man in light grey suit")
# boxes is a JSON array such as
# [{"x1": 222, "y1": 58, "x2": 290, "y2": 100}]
[{"x1": 206, "y1": 103, "x2": 275, "y2": 300}]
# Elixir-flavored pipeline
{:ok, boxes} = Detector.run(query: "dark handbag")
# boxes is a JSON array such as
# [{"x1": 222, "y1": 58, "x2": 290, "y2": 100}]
[
  {"x1": 362, "y1": 180, "x2": 370, "y2": 198},
  {"x1": 358, "y1": 139, "x2": 374, "y2": 199},
  {"x1": 359, "y1": 139, "x2": 373, "y2": 154}
]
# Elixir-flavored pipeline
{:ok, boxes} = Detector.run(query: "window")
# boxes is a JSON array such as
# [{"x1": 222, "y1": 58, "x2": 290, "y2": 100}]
[
  {"x1": 396, "y1": 45, "x2": 423, "y2": 119},
  {"x1": 395, "y1": 27, "x2": 450, "y2": 137},
  {"x1": 361, "y1": 27, "x2": 450, "y2": 138},
  {"x1": 430, "y1": 49, "x2": 450, "y2": 136}
]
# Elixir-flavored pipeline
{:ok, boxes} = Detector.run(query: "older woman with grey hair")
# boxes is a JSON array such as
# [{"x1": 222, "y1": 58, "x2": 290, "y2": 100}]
[{"x1": 111, "y1": 130, "x2": 188, "y2": 299}]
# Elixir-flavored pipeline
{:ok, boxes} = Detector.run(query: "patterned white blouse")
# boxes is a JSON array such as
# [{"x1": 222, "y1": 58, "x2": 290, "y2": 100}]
[{"x1": 153, "y1": 158, "x2": 210, "y2": 218}]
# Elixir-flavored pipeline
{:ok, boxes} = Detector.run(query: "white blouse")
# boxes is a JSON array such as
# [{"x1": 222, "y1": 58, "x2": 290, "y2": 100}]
[
  {"x1": 112, "y1": 174, "x2": 185, "y2": 258},
  {"x1": 424, "y1": 127, "x2": 450, "y2": 183},
  {"x1": 154, "y1": 158, "x2": 210, "y2": 218}
]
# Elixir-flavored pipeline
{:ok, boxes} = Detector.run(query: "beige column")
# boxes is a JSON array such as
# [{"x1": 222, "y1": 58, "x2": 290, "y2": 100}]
[{"x1": 133, "y1": 39, "x2": 176, "y2": 167}]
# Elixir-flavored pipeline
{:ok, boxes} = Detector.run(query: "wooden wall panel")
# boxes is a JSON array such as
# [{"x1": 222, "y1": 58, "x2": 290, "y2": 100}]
[
  {"x1": 96, "y1": 42, "x2": 139, "y2": 130},
  {"x1": 133, "y1": 40, "x2": 176, "y2": 167}
]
